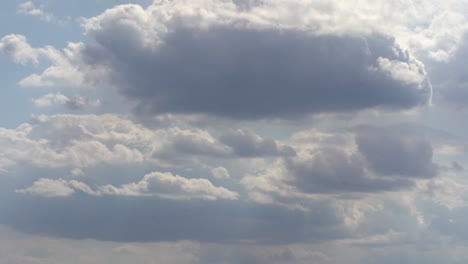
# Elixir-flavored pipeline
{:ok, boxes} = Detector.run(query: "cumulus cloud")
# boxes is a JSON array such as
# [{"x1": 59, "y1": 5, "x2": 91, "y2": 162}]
[
  {"x1": 5, "y1": 0, "x2": 468, "y2": 254},
  {"x1": 241, "y1": 125, "x2": 441, "y2": 210},
  {"x1": 17, "y1": 172, "x2": 239, "y2": 201},
  {"x1": 98, "y1": 171, "x2": 239, "y2": 200},
  {"x1": 16, "y1": 178, "x2": 92, "y2": 197},
  {"x1": 211, "y1": 166, "x2": 231, "y2": 179},
  {"x1": 0, "y1": 34, "x2": 39, "y2": 65},
  {"x1": 220, "y1": 129, "x2": 296, "y2": 157},
  {"x1": 3, "y1": 1, "x2": 432, "y2": 119},
  {"x1": 285, "y1": 147, "x2": 414, "y2": 194},
  {"x1": 33, "y1": 93, "x2": 101, "y2": 110},
  {"x1": 0, "y1": 116, "x2": 145, "y2": 169},
  {"x1": 0, "y1": 114, "x2": 297, "y2": 174},
  {"x1": 356, "y1": 126, "x2": 438, "y2": 178}
]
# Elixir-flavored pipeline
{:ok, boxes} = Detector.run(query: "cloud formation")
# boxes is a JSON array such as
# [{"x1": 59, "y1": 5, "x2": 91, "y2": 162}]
[
  {"x1": 17, "y1": 172, "x2": 239, "y2": 200},
  {"x1": 33, "y1": 93, "x2": 101, "y2": 110},
  {"x1": 4, "y1": 1, "x2": 432, "y2": 119}
]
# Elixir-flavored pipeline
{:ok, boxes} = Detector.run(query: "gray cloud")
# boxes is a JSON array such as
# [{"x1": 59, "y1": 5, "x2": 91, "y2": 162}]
[
  {"x1": 430, "y1": 33, "x2": 468, "y2": 108},
  {"x1": 33, "y1": 93, "x2": 101, "y2": 110},
  {"x1": 252, "y1": 125, "x2": 440, "y2": 198},
  {"x1": 356, "y1": 126, "x2": 438, "y2": 178},
  {"x1": 8, "y1": 2, "x2": 432, "y2": 119},
  {"x1": 0, "y1": 193, "x2": 346, "y2": 244},
  {"x1": 96, "y1": 28, "x2": 430, "y2": 119},
  {"x1": 285, "y1": 147, "x2": 414, "y2": 194},
  {"x1": 220, "y1": 129, "x2": 296, "y2": 157}
]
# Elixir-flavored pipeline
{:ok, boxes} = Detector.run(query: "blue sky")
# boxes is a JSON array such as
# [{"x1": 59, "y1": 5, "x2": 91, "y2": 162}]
[{"x1": 2, "y1": 1, "x2": 468, "y2": 263}]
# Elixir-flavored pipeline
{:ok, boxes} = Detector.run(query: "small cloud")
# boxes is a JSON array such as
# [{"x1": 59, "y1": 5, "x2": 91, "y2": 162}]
[
  {"x1": 18, "y1": 1, "x2": 54, "y2": 22},
  {"x1": 16, "y1": 178, "x2": 77, "y2": 197},
  {"x1": 70, "y1": 168, "x2": 85, "y2": 176},
  {"x1": 211, "y1": 166, "x2": 231, "y2": 179},
  {"x1": 33, "y1": 93, "x2": 101, "y2": 110},
  {"x1": 0, "y1": 34, "x2": 39, "y2": 65}
]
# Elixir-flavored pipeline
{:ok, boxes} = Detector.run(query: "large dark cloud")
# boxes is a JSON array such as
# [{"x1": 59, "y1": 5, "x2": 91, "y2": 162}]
[
  {"x1": 286, "y1": 147, "x2": 414, "y2": 194},
  {"x1": 71, "y1": 3, "x2": 431, "y2": 119},
  {"x1": 356, "y1": 126, "x2": 438, "y2": 178},
  {"x1": 285, "y1": 125, "x2": 438, "y2": 194},
  {"x1": 0, "y1": 193, "x2": 346, "y2": 244},
  {"x1": 113, "y1": 30, "x2": 429, "y2": 118}
]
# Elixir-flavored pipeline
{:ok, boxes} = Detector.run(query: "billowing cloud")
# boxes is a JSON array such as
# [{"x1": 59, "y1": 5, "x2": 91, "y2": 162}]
[
  {"x1": 0, "y1": 34, "x2": 39, "y2": 65},
  {"x1": 242, "y1": 125, "x2": 442, "y2": 211},
  {"x1": 99, "y1": 171, "x2": 239, "y2": 200},
  {"x1": 3, "y1": 1, "x2": 468, "y2": 261},
  {"x1": 211, "y1": 166, "x2": 231, "y2": 179},
  {"x1": 16, "y1": 178, "x2": 94, "y2": 197},
  {"x1": 3, "y1": 1, "x2": 432, "y2": 119},
  {"x1": 17, "y1": 172, "x2": 239, "y2": 201},
  {"x1": 220, "y1": 129, "x2": 296, "y2": 157}
]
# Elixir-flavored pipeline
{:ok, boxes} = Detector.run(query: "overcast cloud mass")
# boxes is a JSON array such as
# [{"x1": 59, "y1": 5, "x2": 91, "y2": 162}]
[{"x1": 1, "y1": 0, "x2": 468, "y2": 263}]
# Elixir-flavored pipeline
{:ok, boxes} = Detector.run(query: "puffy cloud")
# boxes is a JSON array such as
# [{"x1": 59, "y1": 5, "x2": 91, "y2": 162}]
[
  {"x1": 285, "y1": 147, "x2": 414, "y2": 194},
  {"x1": 211, "y1": 166, "x2": 231, "y2": 179},
  {"x1": 33, "y1": 93, "x2": 70, "y2": 107},
  {"x1": 33, "y1": 93, "x2": 101, "y2": 110},
  {"x1": 16, "y1": 178, "x2": 90, "y2": 197},
  {"x1": 220, "y1": 129, "x2": 296, "y2": 157},
  {"x1": 241, "y1": 125, "x2": 441, "y2": 211},
  {"x1": 17, "y1": 172, "x2": 239, "y2": 201},
  {"x1": 0, "y1": 34, "x2": 39, "y2": 65},
  {"x1": 98, "y1": 171, "x2": 239, "y2": 200},
  {"x1": 4, "y1": 1, "x2": 432, "y2": 119}
]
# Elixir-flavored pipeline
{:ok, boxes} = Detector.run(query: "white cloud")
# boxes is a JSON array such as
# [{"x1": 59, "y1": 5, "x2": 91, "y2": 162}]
[
  {"x1": 0, "y1": 34, "x2": 39, "y2": 65},
  {"x1": 211, "y1": 166, "x2": 230, "y2": 179},
  {"x1": 16, "y1": 178, "x2": 79, "y2": 197},
  {"x1": 33, "y1": 93, "x2": 71, "y2": 107},
  {"x1": 17, "y1": 172, "x2": 239, "y2": 201},
  {"x1": 18, "y1": 1, "x2": 54, "y2": 22},
  {"x1": 33, "y1": 93, "x2": 101, "y2": 109},
  {"x1": 98, "y1": 171, "x2": 239, "y2": 200}
]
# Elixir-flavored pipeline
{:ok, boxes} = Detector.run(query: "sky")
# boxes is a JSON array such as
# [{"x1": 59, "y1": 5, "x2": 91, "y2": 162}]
[{"x1": 2, "y1": 0, "x2": 468, "y2": 263}]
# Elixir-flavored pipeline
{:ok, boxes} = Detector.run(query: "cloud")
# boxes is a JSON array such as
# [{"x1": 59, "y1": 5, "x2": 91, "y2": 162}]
[
  {"x1": 4, "y1": 1, "x2": 432, "y2": 119},
  {"x1": 33, "y1": 93, "x2": 101, "y2": 110},
  {"x1": 18, "y1": 1, "x2": 54, "y2": 22},
  {"x1": 430, "y1": 33, "x2": 468, "y2": 108},
  {"x1": 285, "y1": 147, "x2": 414, "y2": 194},
  {"x1": 17, "y1": 172, "x2": 239, "y2": 201},
  {"x1": 241, "y1": 125, "x2": 441, "y2": 210},
  {"x1": 356, "y1": 126, "x2": 438, "y2": 178},
  {"x1": 16, "y1": 178, "x2": 91, "y2": 197},
  {"x1": 211, "y1": 166, "x2": 230, "y2": 179},
  {"x1": 220, "y1": 129, "x2": 296, "y2": 157},
  {"x1": 0, "y1": 35, "x2": 39, "y2": 65},
  {"x1": 98, "y1": 171, "x2": 239, "y2": 200}
]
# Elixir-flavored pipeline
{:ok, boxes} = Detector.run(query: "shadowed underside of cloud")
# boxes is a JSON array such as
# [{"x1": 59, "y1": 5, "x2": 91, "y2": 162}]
[
  {"x1": 94, "y1": 28, "x2": 431, "y2": 119},
  {"x1": 0, "y1": 195, "x2": 345, "y2": 244}
]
